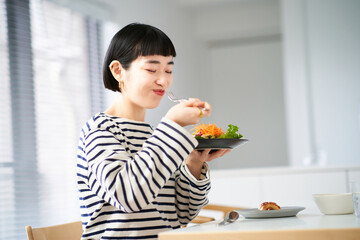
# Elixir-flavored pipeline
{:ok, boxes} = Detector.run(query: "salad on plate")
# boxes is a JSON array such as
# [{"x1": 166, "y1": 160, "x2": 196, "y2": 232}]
[
  {"x1": 191, "y1": 123, "x2": 243, "y2": 139},
  {"x1": 191, "y1": 123, "x2": 247, "y2": 151}
]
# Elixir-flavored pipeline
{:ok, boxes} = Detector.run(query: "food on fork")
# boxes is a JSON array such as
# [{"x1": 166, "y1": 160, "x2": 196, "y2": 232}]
[{"x1": 258, "y1": 202, "x2": 281, "y2": 211}]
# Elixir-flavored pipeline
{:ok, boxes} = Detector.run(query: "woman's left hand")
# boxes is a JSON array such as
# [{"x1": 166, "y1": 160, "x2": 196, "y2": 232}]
[{"x1": 185, "y1": 149, "x2": 231, "y2": 180}]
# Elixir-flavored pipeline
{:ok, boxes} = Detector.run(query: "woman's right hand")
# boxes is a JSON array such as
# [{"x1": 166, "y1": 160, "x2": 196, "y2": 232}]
[{"x1": 165, "y1": 98, "x2": 211, "y2": 127}]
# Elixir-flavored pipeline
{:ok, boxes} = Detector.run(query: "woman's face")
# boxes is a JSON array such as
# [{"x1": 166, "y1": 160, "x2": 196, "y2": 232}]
[{"x1": 121, "y1": 55, "x2": 174, "y2": 110}]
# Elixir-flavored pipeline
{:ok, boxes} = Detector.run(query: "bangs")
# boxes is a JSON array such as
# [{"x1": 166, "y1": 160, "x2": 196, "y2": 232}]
[{"x1": 133, "y1": 28, "x2": 176, "y2": 58}]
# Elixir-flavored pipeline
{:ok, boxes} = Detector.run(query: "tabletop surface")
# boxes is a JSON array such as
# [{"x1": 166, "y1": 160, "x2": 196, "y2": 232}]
[{"x1": 163, "y1": 213, "x2": 360, "y2": 235}]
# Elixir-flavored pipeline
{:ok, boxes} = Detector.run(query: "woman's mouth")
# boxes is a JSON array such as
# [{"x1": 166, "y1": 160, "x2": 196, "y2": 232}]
[{"x1": 153, "y1": 89, "x2": 165, "y2": 96}]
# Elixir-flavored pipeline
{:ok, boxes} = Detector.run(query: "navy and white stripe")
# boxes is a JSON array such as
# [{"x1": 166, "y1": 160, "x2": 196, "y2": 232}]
[{"x1": 77, "y1": 113, "x2": 210, "y2": 239}]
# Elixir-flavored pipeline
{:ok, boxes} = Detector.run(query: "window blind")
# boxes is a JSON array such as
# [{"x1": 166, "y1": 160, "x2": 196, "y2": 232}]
[
  {"x1": 5, "y1": 0, "x2": 39, "y2": 239},
  {"x1": 87, "y1": 17, "x2": 104, "y2": 114},
  {"x1": 0, "y1": 0, "x2": 14, "y2": 238},
  {"x1": 0, "y1": 0, "x2": 105, "y2": 239}
]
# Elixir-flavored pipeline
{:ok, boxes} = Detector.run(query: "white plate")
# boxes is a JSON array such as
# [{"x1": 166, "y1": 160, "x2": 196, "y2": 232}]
[{"x1": 236, "y1": 206, "x2": 305, "y2": 219}]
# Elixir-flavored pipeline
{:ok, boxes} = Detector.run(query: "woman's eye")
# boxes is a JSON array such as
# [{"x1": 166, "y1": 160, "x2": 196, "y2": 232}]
[
  {"x1": 146, "y1": 69, "x2": 156, "y2": 73},
  {"x1": 165, "y1": 70, "x2": 172, "y2": 74}
]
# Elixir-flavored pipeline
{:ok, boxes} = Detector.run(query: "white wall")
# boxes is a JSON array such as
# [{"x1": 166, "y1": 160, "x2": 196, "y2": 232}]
[
  {"x1": 281, "y1": 0, "x2": 313, "y2": 166},
  {"x1": 207, "y1": 41, "x2": 287, "y2": 169},
  {"x1": 281, "y1": 0, "x2": 360, "y2": 166},
  {"x1": 307, "y1": 0, "x2": 360, "y2": 166},
  {"x1": 196, "y1": 0, "x2": 360, "y2": 168},
  {"x1": 193, "y1": 0, "x2": 281, "y2": 42},
  {"x1": 190, "y1": 0, "x2": 288, "y2": 169}
]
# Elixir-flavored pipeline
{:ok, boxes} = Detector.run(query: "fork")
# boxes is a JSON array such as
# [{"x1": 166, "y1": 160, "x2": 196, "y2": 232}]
[{"x1": 166, "y1": 90, "x2": 210, "y2": 111}]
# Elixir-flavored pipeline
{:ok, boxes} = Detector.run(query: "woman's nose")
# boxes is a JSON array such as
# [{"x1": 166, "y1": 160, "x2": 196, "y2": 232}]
[{"x1": 156, "y1": 74, "x2": 172, "y2": 88}]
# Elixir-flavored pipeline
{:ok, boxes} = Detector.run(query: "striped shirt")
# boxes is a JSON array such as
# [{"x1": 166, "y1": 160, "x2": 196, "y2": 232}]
[{"x1": 76, "y1": 113, "x2": 211, "y2": 239}]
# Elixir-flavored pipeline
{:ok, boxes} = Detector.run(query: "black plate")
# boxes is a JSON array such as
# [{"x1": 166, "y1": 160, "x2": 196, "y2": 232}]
[{"x1": 195, "y1": 138, "x2": 248, "y2": 150}]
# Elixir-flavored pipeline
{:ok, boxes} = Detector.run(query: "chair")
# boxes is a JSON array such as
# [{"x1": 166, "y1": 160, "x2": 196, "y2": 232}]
[
  {"x1": 25, "y1": 221, "x2": 82, "y2": 240},
  {"x1": 190, "y1": 204, "x2": 243, "y2": 224}
]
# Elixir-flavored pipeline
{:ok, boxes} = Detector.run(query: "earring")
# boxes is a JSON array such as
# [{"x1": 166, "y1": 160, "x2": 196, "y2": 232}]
[{"x1": 118, "y1": 81, "x2": 124, "y2": 92}]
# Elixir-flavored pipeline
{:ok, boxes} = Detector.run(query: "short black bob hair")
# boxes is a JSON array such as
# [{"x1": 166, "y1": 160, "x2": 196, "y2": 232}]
[{"x1": 103, "y1": 23, "x2": 177, "y2": 92}]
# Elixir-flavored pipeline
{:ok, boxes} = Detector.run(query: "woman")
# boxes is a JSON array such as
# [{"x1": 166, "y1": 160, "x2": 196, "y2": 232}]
[{"x1": 76, "y1": 23, "x2": 229, "y2": 239}]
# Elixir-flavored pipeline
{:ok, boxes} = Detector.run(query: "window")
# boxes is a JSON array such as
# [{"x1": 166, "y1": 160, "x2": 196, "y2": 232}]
[
  {"x1": 0, "y1": 0, "x2": 105, "y2": 239},
  {"x1": 31, "y1": 0, "x2": 91, "y2": 226},
  {"x1": 0, "y1": 0, "x2": 15, "y2": 238}
]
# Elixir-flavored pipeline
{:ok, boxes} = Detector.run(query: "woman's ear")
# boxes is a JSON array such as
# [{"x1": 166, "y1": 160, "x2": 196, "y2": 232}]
[{"x1": 109, "y1": 60, "x2": 122, "y2": 82}]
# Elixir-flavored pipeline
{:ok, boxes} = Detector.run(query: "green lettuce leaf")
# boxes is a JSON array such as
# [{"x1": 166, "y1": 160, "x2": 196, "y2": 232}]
[{"x1": 219, "y1": 124, "x2": 243, "y2": 139}]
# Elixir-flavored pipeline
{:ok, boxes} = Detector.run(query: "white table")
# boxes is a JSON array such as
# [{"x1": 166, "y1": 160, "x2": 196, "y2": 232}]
[{"x1": 159, "y1": 214, "x2": 360, "y2": 240}]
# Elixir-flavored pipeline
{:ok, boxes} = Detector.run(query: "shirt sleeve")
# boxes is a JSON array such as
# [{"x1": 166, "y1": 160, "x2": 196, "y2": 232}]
[
  {"x1": 78, "y1": 116, "x2": 198, "y2": 213},
  {"x1": 175, "y1": 161, "x2": 211, "y2": 225}
]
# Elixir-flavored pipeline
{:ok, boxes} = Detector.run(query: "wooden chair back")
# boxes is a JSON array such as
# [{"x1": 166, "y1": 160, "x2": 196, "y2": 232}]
[{"x1": 25, "y1": 221, "x2": 82, "y2": 240}]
